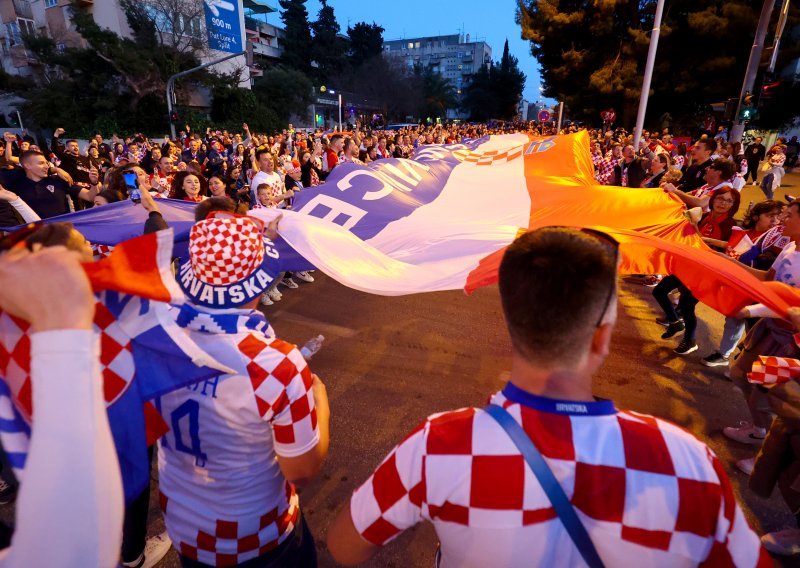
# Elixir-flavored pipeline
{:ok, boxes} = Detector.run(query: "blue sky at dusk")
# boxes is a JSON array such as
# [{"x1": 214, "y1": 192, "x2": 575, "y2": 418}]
[{"x1": 261, "y1": 0, "x2": 547, "y2": 103}]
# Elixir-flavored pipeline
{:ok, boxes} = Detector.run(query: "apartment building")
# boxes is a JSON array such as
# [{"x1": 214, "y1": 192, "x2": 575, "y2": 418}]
[
  {"x1": 384, "y1": 33, "x2": 492, "y2": 118},
  {"x1": 0, "y1": 0, "x2": 282, "y2": 83}
]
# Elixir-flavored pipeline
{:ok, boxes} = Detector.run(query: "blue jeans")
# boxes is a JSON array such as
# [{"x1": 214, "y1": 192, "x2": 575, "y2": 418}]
[{"x1": 719, "y1": 316, "x2": 746, "y2": 358}]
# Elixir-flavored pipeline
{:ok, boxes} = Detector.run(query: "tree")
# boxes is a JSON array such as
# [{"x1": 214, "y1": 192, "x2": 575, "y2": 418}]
[
  {"x1": 133, "y1": 0, "x2": 207, "y2": 56},
  {"x1": 420, "y1": 68, "x2": 458, "y2": 120},
  {"x1": 461, "y1": 41, "x2": 526, "y2": 121},
  {"x1": 347, "y1": 22, "x2": 384, "y2": 65},
  {"x1": 461, "y1": 64, "x2": 496, "y2": 121},
  {"x1": 252, "y1": 66, "x2": 313, "y2": 123},
  {"x1": 493, "y1": 40, "x2": 526, "y2": 120},
  {"x1": 310, "y1": 0, "x2": 346, "y2": 83},
  {"x1": 517, "y1": 0, "x2": 768, "y2": 129},
  {"x1": 211, "y1": 86, "x2": 281, "y2": 132},
  {"x1": 279, "y1": 0, "x2": 313, "y2": 74},
  {"x1": 19, "y1": 0, "x2": 215, "y2": 135}
]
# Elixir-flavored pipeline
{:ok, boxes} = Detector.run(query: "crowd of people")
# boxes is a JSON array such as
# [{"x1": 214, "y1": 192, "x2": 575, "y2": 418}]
[{"x1": 0, "y1": 117, "x2": 799, "y2": 567}]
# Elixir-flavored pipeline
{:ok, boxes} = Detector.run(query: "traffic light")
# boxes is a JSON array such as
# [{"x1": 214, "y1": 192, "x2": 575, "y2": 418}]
[
  {"x1": 739, "y1": 106, "x2": 759, "y2": 121},
  {"x1": 738, "y1": 92, "x2": 757, "y2": 121},
  {"x1": 170, "y1": 110, "x2": 179, "y2": 123}
]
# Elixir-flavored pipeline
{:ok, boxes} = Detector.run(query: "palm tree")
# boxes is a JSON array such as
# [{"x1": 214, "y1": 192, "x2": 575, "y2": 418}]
[{"x1": 421, "y1": 70, "x2": 457, "y2": 120}]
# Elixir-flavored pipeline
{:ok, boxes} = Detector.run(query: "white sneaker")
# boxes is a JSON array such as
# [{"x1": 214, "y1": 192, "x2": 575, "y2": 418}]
[
  {"x1": 122, "y1": 531, "x2": 172, "y2": 568},
  {"x1": 722, "y1": 421, "x2": 766, "y2": 445},
  {"x1": 736, "y1": 457, "x2": 755, "y2": 475},
  {"x1": 281, "y1": 277, "x2": 299, "y2": 289},
  {"x1": 762, "y1": 528, "x2": 800, "y2": 556},
  {"x1": 267, "y1": 288, "x2": 282, "y2": 301},
  {"x1": 294, "y1": 270, "x2": 314, "y2": 283},
  {"x1": 260, "y1": 293, "x2": 273, "y2": 306}
]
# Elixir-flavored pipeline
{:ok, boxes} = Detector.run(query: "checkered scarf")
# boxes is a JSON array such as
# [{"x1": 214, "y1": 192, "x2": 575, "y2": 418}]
[
  {"x1": 175, "y1": 303, "x2": 275, "y2": 338},
  {"x1": 748, "y1": 355, "x2": 800, "y2": 387}
]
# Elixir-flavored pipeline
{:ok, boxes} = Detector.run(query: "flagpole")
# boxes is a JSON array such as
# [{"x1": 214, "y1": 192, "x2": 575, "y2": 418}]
[{"x1": 632, "y1": 0, "x2": 665, "y2": 149}]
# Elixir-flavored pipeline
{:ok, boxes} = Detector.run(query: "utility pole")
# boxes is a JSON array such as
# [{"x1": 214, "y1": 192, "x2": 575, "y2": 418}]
[
  {"x1": 556, "y1": 101, "x2": 564, "y2": 134},
  {"x1": 768, "y1": 0, "x2": 791, "y2": 73},
  {"x1": 166, "y1": 51, "x2": 245, "y2": 139},
  {"x1": 729, "y1": 0, "x2": 777, "y2": 142},
  {"x1": 632, "y1": 0, "x2": 666, "y2": 150}
]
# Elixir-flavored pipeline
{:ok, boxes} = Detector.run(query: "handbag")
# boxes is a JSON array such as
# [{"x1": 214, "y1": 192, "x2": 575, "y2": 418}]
[{"x1": 484, "y1": 404, "x2": 605, "y2": 568}]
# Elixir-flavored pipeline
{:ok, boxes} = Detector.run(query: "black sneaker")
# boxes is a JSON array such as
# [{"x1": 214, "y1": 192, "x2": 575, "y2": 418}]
[
  {"x1": 674, "y1": 339, "x2": 699, "y2": 355},
  {"x1": 661, "y1": 321, "x2": 685, "y2": 339},
  {"x1": 701, "y1": 352, "x2": 729, "y2": 367},
  {"x1": 656, "y1": 316, "x2": 683, "y2": 327}
]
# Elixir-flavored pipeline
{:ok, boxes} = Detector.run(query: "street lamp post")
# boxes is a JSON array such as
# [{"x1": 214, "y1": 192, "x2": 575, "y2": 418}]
[{"x1": 632, "y1": 0, "x2": 666, "y2": 149}]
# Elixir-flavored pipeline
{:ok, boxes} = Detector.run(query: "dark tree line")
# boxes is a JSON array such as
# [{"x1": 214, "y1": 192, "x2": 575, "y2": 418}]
[{"x1": 517, "y1": 0, "x2": 800, "y2": 130}]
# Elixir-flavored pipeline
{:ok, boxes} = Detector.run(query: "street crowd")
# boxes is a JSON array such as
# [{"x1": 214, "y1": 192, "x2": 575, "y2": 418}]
[{"x1": 0, "y1": 118, "x2": 798, "y2": 567}]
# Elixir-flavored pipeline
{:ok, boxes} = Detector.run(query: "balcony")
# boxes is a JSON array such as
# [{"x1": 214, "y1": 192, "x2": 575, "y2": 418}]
[
  {"x1": 12, "y1": 0, "x2": 33, "y2": 20},
  {"x1": 249, "y1": 41, "x2": 281, "y2": 59}
]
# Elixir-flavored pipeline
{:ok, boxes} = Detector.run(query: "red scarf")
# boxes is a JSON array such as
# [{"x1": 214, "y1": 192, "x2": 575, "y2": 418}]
[{"x1": 699, "y1": 213, "x2": 730, "y2": 240}]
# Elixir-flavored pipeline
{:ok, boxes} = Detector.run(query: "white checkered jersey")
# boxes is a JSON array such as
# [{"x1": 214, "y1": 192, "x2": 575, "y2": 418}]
[{"x1": 350, "y1": 384, "x2": 768, "y2": 567}]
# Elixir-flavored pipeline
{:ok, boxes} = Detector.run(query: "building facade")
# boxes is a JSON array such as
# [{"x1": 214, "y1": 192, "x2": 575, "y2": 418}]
[
  {"x1": 0, "y1": 0, "x2": 282, "y2": 83},
  {"x1": 383, "y1": 33, "x2": 492, "y2": 119}
]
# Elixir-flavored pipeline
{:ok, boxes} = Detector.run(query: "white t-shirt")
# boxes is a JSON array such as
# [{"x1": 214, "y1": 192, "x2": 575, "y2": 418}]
[
  {"x1": 250, "y1": 170, "x2": 283, "y2": 207},
  {"x1": 772, "y1": 240, "x2": 800, "y2": 287}
]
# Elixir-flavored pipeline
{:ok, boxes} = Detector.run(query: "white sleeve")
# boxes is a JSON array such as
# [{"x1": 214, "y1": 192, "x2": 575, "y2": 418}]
[
  {"x1": 7, "y1": 197, "x2": 41, "y2": 224},
  {"x1": 0, "y1": 330, "x2": 123, "y2": 568},
  {"x1": 744, "y1": 303, "x2": 780, "y2": 319}
]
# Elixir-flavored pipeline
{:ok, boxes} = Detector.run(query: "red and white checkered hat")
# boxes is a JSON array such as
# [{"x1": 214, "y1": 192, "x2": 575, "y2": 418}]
[
  {"x1": 189, "y1": 215, "x2": 265, "y2": 286},
  {"x1": 178, "y1": 212, "x2": 281, "y2": 308}
]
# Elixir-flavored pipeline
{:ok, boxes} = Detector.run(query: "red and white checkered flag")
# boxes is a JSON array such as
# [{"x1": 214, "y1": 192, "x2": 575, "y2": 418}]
[{"x1": 747, "y1": 355, "x2": 800, "y2": 387}]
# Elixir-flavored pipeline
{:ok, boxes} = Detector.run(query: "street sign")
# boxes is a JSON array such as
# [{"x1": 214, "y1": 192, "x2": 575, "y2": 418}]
[
  {"x1": 203, "y1": 0, "x2": 243, "y2": 54},
  {"x1": 537, "y1": 110, "x2": 551, "y2": 122}
]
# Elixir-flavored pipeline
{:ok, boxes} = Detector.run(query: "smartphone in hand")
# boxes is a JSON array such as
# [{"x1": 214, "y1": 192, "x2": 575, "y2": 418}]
[{"x1": 123, "y1": 171, "x2": 141, "y2": 204}]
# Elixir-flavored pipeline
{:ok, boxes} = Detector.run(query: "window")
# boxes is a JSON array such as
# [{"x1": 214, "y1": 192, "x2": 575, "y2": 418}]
[
  {"x1": 6, "y1": 18, "x2": 35, "y2": 47},
  {"x1": 414, "y1": 41, "x2": 420, "y2": 48},
  {"x1": 407, "y1": 42, "x2": 413, "y2": 49},
  {"x1": 177, "y1": 14, "x2": 202, "y2": 37},
  {"x1": 45, "y1": 0, "x2": 58, "y2": 7}
]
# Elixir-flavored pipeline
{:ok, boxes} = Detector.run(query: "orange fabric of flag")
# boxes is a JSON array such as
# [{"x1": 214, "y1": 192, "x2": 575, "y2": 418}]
[{"x1": 465, "y1": 131, "x2": 800, "y2": 319}]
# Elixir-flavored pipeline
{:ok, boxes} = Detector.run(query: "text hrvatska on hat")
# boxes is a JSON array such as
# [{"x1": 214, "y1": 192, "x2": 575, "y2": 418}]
[{"x1": 178, "y1": 212, "x2": 281, "y2": 309}]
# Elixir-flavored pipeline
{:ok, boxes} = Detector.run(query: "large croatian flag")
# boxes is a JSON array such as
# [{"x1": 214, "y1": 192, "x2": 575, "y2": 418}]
[
  {"x1": 19, "y1": 132, "x2": 800, "y2": 318},
  {"x1": 248, "y1": 132, "x2": 691, "y2": 294}
]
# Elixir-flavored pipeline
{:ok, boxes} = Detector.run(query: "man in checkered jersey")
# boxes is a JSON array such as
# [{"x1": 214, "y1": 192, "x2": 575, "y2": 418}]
[
  {"x1": 159, "y1": 212, "x2": 330, "y2": 567},
  {"x1": 328, "y1": 227, "x2": 768, "y2": 567}
]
